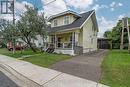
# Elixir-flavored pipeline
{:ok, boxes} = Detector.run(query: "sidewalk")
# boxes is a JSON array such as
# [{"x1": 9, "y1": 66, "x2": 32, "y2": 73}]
[{"x1": 0, "y1": 54, "x2": 109, "y2": 87}]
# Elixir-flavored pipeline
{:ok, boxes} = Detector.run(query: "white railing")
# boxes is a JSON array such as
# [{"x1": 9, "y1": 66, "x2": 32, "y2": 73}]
[
  {"x1": 56, "y1": 42, "x2": 72, "y2": 49},
  {"x1": 43, "y1": 42, "x2": 78, "y2": 50},
  {"x1": 56, "y1": 42, "x2": 78, "y2": 49}
]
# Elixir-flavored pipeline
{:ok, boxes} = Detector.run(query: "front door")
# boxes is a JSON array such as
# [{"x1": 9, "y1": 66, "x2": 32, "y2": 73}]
[{"x1": 57, "y1": 37, "x2": 62, "y2": 47}]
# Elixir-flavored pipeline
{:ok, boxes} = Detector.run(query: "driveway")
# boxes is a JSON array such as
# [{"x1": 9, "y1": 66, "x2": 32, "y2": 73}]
[{"x1": 51, "y1": 50, "x2": 109, "y2": 82}]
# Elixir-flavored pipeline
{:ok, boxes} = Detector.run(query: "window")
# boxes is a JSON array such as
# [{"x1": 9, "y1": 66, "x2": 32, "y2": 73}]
[
  {"x1": 54, "y1": 20, "x2": 57, "y2": 27},
  {"x1": 64, "y1": 16, "x2": 69, "y2": 25}
]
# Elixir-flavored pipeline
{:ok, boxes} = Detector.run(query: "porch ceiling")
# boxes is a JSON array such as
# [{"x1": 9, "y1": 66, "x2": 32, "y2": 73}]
[
  {"x1": 49, "y1": 29, "x2": 80, "y2": 35},
  {"x1": 48, "y1": 28, "x2": 80, "y2": 35}
]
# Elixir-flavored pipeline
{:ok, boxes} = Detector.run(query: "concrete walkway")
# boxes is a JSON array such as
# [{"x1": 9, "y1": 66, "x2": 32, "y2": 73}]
[
  {"x1": 51, "y1": 50, "x2": 108, "y2": 82},
  {"x1": 0, "y1": 54, "x2": 109, "y2": 87}
]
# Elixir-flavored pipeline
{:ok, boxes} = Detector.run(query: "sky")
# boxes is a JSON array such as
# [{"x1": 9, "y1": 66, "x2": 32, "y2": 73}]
[{"x1": 0, "y1": 0, "x2": 130, "y2": 37}]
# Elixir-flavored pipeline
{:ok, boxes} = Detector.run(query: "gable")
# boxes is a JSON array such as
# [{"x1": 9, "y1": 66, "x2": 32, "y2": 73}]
[
  {"x1": 48, "y1": 10, "x2": 95, "y2": 33},
  {"x1": 82, "y1": 12, "x2": 99, "y2": 32},
  {"x1": 48, "y1": 10, "x2": 81, "y2": 22},
  {"x1": 50, "y1": 14, "x2": 77, "y2": 27}
]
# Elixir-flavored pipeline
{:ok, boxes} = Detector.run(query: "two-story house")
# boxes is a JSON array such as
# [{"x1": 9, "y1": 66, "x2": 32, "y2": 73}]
[{"x1": 45, "y1": 10, "x2": 98, "y2": 55}]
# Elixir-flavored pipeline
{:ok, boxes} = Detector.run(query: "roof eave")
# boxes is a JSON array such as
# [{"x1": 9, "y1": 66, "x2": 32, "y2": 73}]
[
  {"x1": 80, "y1": 10, "x2": 95, "y2": 29},
  {"x1": 49, "y1": 27, "x2": 81, "y2": 34}
]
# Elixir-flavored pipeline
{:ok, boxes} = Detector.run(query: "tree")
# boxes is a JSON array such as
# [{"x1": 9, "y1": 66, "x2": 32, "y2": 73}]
[
  {"x1": 104, "y1": 18, "x2": 130, "y2": 49},
  {"x1": 16, "y1": 6, "x2": 48, "y2": 52},
  {"x1": 0, "y1": 19, "x2": 16, "y2": 45},
  {"x1": 0, "y1": 19, "x2": 8, "y2": 32},
  {"x1": 104, "y1": 31, "x2": 112, "y2": 39}
]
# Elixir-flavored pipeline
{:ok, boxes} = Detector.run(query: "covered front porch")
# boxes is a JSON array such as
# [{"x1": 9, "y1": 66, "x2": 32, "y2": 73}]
[{"x1": 45, "y1": 30, "x2": 83, "y2": 55}]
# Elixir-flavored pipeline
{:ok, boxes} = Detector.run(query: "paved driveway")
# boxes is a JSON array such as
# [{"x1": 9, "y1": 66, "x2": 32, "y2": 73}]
[{"x1": 51, "y1": 50, "x2": 108, "y2": 82}]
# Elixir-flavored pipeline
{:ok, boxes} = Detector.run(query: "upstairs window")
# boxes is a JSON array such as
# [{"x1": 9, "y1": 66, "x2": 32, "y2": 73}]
[
  {"x1": 54, "y1": 19, "x2": 58, "y2": 27},
  {"x1": 64, "y1": 16, "x2": 69, "y2": 25}
]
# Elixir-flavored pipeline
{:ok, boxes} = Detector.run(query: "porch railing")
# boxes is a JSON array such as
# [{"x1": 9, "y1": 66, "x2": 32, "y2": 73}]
[
  {"x1": 43, "y1": 42, "x2": 78, "y2": 50},
  {"x1": 56, "y1": 42, "x2": 78, "y2": 49}
]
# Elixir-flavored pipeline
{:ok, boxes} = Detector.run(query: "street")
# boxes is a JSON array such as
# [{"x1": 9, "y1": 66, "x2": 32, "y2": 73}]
[{"x1": 0, "y1": 71, "x2": 18, "y2": 87}]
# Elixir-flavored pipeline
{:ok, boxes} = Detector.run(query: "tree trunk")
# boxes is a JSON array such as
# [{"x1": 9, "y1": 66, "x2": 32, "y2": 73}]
[
  {"x1": 26, "y1": 39, "x2": 37, "y2": 52},
  {"x1": 29, "y1": 43, "x2": 36, "y2": 52}
]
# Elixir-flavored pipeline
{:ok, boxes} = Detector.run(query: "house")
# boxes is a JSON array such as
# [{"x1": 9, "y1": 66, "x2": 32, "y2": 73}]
[{"x1": 45, "y1": 10, "x2": 99, "y2": 55}]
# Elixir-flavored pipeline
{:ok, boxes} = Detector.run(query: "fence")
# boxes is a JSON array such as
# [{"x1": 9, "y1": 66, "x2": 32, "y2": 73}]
[{"x1": 98, "y1": 42, "x2": 129, "y2": 49}]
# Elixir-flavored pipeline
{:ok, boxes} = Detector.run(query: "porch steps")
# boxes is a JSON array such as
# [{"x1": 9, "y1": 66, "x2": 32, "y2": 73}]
[{"x1": 46, "y1": 48, "x2": 55, "y2": 53}]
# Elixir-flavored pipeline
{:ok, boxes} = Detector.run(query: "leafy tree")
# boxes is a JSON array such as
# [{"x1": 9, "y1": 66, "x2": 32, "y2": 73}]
[
  {"x1": 104, "y1": 31, "x2": 112, "y2": 39},
  {"x1": 0, "y1": 6, "x2": 48, "y2": 52},
  {"x1": 16, "y1": 6, "x2": 48, "y2": 52},
  {"x1": 0, "y1": 19, "x2": 15, "y2": 45},
  {"x1": 104, "y1": 18, "x2": 130, "y2": 49}
]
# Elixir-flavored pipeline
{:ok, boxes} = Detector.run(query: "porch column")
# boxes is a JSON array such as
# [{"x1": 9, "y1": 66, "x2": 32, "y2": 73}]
[
  {"x1": 72, "y1": 32, "x2": 75, "y2": 50},
  {"x1": 75, "y1": 32, "x2": 79, "y2": 46},
  {"x1": 55, "y1": 35, "x2": 57, "y2": 49}
]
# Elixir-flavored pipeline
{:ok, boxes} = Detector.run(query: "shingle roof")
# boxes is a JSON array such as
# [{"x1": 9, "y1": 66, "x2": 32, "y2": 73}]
[{"x1": 48, "y1": 10, "x2": 94, "y2": 33}]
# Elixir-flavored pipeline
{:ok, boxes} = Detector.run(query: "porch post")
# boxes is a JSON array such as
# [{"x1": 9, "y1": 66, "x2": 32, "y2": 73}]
[
  {"x1": 72, "y1": 32, "x2": 75, "y2": 50},
  {"x1": 55, "y1": 35, "x2": 57, "y2": 49},
  {"x1": 63, "y1": 43, "x2": 65, "y2": 48},
  {"x1": 75, "y1": 32, "x2": 79, "y2": 46}
]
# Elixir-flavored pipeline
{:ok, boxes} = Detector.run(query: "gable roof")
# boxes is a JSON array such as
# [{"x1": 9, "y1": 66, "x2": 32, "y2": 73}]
[
  {"x1": 48, "y1": 10, "x2": 81, "y2": 21},
  {"x1": 48, "y1": 10, "x2": 95, "y2": 33}
]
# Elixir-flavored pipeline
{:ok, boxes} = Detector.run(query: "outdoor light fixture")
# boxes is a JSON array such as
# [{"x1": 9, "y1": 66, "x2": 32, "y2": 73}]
[{"x1": 0, "y1": 0, "x2": 14, "y2": 14}]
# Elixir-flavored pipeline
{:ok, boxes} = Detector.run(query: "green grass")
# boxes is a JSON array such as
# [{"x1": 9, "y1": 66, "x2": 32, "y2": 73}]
[
  {"x1": 22, "y1": 53, "x2": 71, "y2": 67},
  {"x1": 0, "y1": 48, "x2": 71, "y2": 67},
  {"x1": 101, "y1": 50, "x2": 130, "y2": 87},
  {"x1": 0, "y1": 48, "x2": 37, "y2": 58}
]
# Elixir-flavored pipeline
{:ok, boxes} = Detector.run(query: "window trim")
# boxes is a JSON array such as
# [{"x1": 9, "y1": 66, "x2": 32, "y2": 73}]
[
  {"x1": 53, "y1": 19, "x2": 58, "y2": 27},
  {"x1": 64, "y1": 15, "x2": 70, "y2": 25}
]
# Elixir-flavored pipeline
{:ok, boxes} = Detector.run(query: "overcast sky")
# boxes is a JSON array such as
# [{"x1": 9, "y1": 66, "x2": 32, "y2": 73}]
[{"x1": 0, "y1": 0, "x2": 130, "y2": 37}]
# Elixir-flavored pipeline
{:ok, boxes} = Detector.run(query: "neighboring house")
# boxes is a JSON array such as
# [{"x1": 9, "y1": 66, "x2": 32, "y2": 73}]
[
  {"x1": 45, "y1": 10, "x2": 99, "y2": 55},
  {"x1": 32, "y1": 35, "x2": 44, "y2": 48}
]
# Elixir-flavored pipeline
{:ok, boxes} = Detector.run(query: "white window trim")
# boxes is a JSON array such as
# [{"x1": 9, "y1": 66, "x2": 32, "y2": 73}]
[
  {"x1": 64, "y1": 15, "x2": 70, "y2": 25},
  {"x1": 53, "y1": 19, "x2": 58, "y2": 27}
]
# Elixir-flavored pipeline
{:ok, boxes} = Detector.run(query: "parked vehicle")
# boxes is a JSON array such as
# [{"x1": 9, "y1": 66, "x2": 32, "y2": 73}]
[{"x1": 7, "y1": 41, "x2": 25, "y2": 51}]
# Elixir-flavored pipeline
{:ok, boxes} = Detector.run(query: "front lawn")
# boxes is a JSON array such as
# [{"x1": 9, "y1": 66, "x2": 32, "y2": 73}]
[
  {"x1": 0, "y1": 48, "x2": 71, "y2": 67},
  {"x1": 22, "y1": 53, "x2": 71, "y2": 67},
  {"x1": 0, "y1": 48, "x2": 36, "y2": 58},
  {"x1": 101, "y1": 50, "x2": 130, "y2": 87}
]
